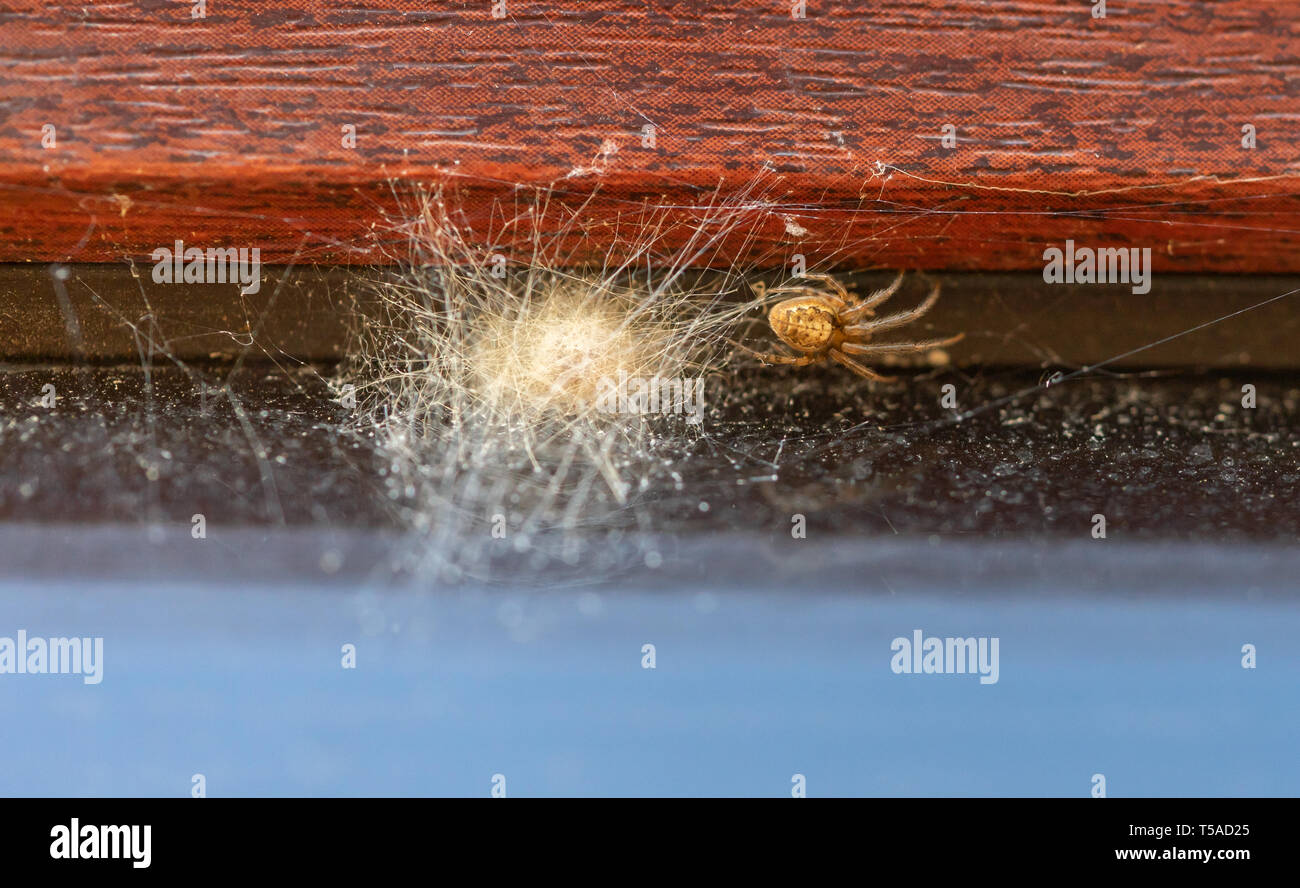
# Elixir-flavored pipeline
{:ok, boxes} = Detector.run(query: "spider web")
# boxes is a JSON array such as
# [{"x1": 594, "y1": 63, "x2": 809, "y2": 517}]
[{"x1": 6, "y1": 156, "x2": 1296, "y2": 589}]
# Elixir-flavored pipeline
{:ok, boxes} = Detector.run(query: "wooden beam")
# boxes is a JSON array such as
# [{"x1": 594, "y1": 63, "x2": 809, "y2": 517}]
[{"x1": 1, "y1": 1, "x2": 1297, "y2": 270}]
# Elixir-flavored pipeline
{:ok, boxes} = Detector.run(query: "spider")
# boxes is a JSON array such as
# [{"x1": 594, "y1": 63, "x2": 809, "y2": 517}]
[{"x1": 741, "y1": 272, "x2": 964, "y2": 382}]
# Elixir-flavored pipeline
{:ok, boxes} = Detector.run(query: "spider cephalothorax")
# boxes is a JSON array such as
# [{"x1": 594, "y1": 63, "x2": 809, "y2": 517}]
[{"x1": 750, "y1": 272, "x2": 963, "y2": 382}]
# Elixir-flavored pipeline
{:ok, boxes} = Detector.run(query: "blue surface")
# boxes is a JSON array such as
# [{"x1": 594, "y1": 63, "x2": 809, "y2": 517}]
[{"x1": 0, "y1": 565, "x2": 1295, "y2": 797}]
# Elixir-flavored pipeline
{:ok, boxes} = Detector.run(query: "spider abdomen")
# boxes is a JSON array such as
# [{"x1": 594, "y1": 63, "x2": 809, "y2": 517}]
[
  {"x1": 749, "y1": 272, "x2": 959, "y2": 383},
  {"x1": 768, "y1": 297, "x2": 837, "y2": 352}
]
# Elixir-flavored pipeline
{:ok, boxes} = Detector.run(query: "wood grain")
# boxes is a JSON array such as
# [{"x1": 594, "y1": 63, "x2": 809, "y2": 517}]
[{"x1": 1, "y1": 0, "x2": 1297, "y2": 270}]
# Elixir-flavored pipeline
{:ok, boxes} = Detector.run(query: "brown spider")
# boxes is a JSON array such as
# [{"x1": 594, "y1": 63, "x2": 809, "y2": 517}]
[{"x1": 742, "y1": 272, "x2": 964, "y2": 382}]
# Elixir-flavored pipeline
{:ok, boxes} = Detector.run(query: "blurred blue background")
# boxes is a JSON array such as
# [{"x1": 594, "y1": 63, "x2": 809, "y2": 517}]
[{"x1": 0, "y1": 531, "x2": 1295, "y2": 797}]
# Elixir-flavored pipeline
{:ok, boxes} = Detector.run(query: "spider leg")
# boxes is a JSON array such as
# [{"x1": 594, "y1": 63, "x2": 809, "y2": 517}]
[
  {"x1": 786, "y1": 272, "x2": 850, "y2": 303},
  {"x1": 842, "y1": 280, "x2": 943, "y2": 335},
  {"x1": 839, "y1": 270, "x2": 906, "y2": 324},
  {"x1": 752, "y1": 351, "x2": 822, "y2": 367},
  {"x1": 766, "y1": 275, "x2": 849, "y2": 312},
  {"x1": 829, "y1": 348, "x2": 897, "y2": 383},
  {"x1": 840, "y1": 332, "x2": 966, "y2": 355},
  {"x1": 730, "y1": 338, "x2": 822, "y2": 367}
]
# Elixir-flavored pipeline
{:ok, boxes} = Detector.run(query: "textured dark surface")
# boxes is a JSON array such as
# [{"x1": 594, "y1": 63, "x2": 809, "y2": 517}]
[
  {"x1": 2, "y1": 363, "x2": 1295, "y2": 545},
  {"x1": 1, "y1": 1, "x2": 1297, "y2": 268}
]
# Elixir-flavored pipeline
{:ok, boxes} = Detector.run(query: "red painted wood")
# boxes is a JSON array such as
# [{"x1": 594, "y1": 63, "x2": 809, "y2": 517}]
[{"x1": 1, "y1": 1, "x2": 1297, "y2": 270}]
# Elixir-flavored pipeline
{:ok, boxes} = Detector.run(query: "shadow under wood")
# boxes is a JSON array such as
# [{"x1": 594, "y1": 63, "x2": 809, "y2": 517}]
[{"x1": 2, "y1": 265, "x2": 1297, "y2": 370}]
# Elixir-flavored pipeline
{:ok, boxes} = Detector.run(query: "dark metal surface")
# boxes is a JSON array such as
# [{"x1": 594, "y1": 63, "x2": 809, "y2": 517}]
[{"x1": 1, "y1": 363, "x2": 1295, "y2": 585}]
